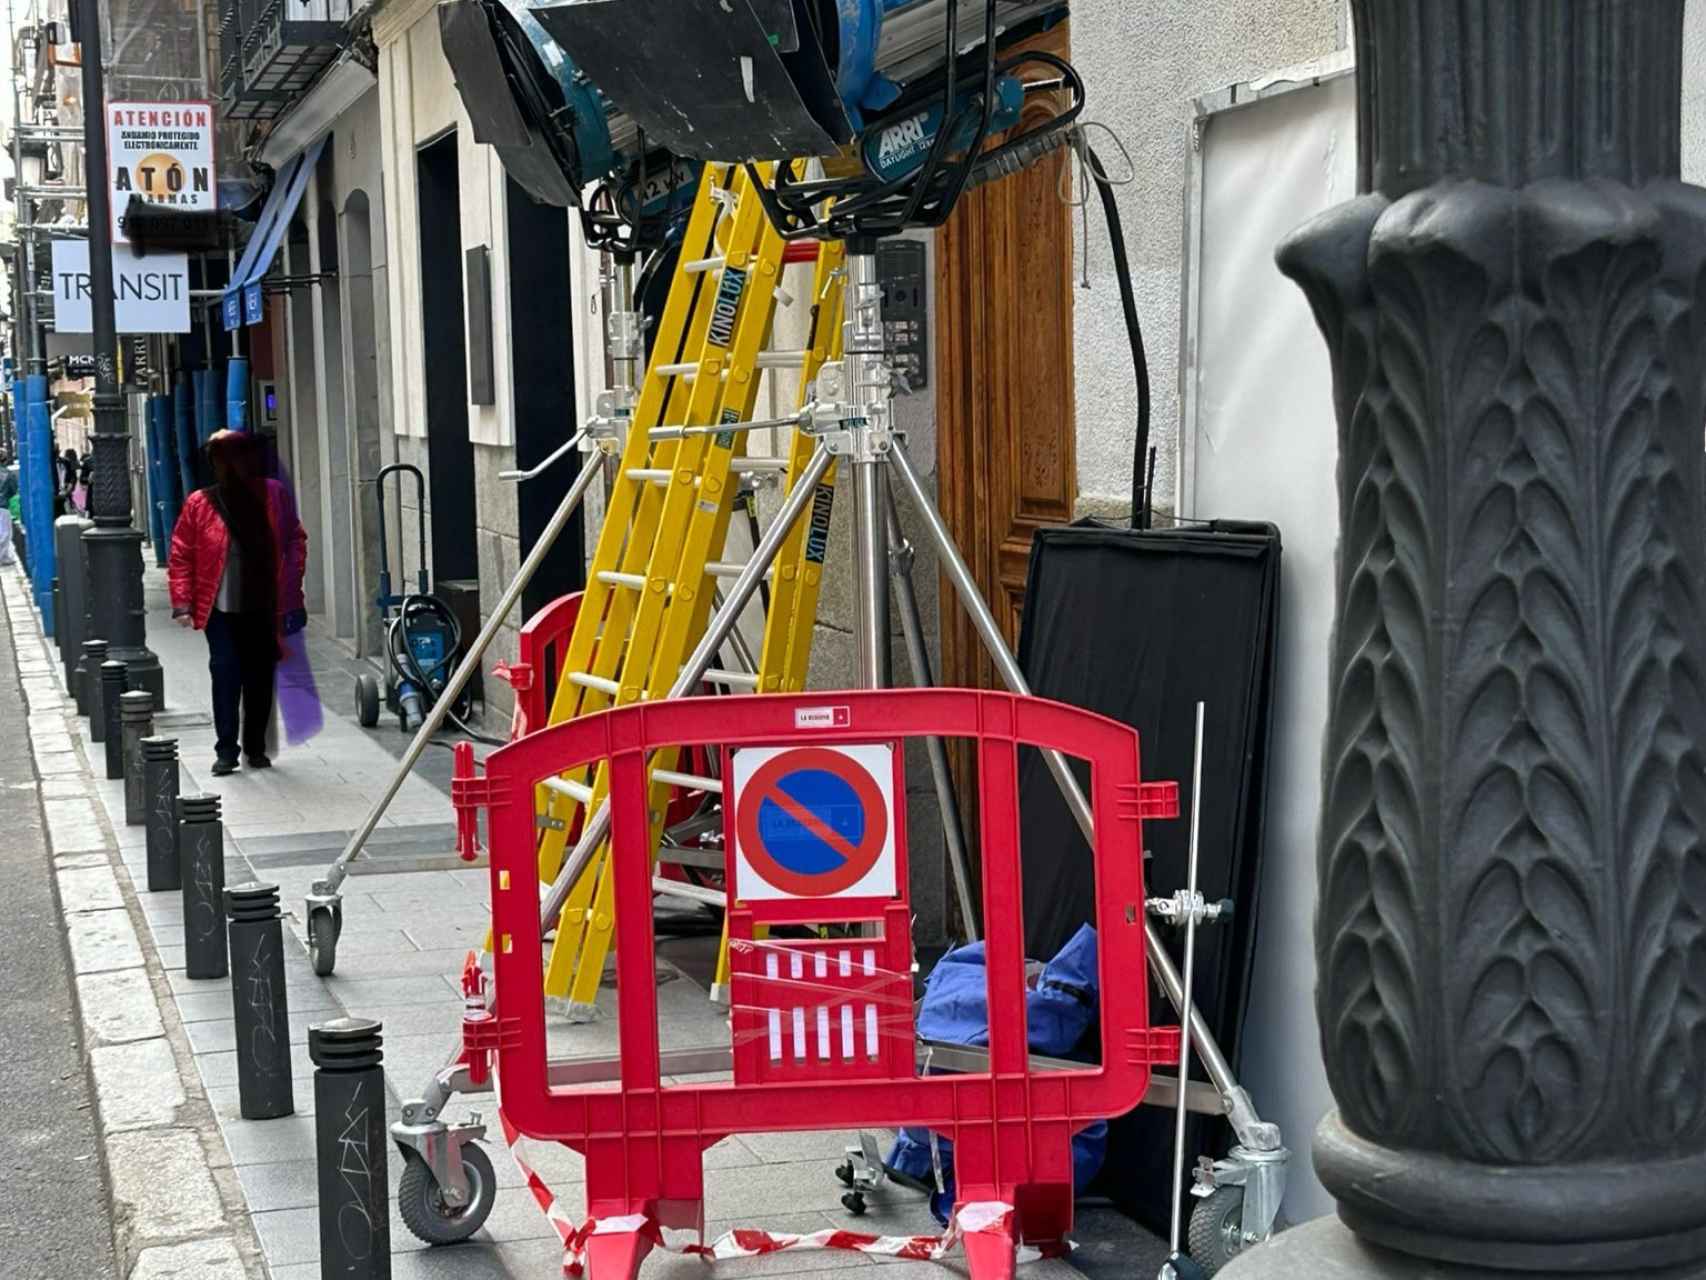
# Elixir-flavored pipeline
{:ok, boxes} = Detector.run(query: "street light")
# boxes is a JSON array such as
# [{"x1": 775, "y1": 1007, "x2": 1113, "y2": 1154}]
[{"x1": 72, "y1": 0, "x2": 160, "y2": 697}]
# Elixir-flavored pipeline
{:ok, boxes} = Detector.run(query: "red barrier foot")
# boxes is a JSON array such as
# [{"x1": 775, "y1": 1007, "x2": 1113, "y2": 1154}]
[
  {"x1": 959, "y1": 1203, "x2": 1019, "y2": 1280},
  {"x1": 583, "y1": 1222, "x2": 654, "y2": 1280}
]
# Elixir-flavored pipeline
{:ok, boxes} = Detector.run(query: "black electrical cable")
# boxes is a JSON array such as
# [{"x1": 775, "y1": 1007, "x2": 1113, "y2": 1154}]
[
  {"x1": 1085, "y1": 144, "x2": 1152, "y2": 531},
  {"x1": 387, "y1": 595, "x2": 508, "y2": 747}
]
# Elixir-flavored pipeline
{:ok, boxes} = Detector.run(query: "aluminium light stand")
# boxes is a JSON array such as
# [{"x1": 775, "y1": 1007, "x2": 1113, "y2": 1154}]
[{"x1": 387, "y1": 242, "x2": 1289, "y2": 1266}]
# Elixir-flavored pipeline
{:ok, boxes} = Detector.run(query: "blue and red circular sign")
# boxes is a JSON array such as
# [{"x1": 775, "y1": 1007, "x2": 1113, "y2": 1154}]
[{"x1": 735, "y1": 747, "x2": 889, "y2": 897}]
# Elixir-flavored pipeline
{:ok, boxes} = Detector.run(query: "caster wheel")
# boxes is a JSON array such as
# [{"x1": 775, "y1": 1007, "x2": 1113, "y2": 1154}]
[
  {"x1": 834, "y1": 1160, "x2": 856, "y2": 1188},
  {"x1": 399, "y1": 1143, "x2": 497, "y2": 1246},
  {"x1": 841, "y1": 1191, "x2": 867, "y2": 1217},
  {"x1": 306, "y1": 905, "x2": 341, "y2": 977},
  {"x1": 355, "y1": 673, "x2": 381, "y2": 727},
  {"x1": 1187, "y1": 1186, "x2": 1249, "y2": 1276}
]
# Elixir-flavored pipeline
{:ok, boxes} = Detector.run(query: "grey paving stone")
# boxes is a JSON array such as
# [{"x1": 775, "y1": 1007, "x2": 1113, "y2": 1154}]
[
  {"x1": 236, "y1": 1154, "x2": 405, "y2": 1211},
  {"x1": 129, "y1": 1236, "x2": 247, "y2": 1280},
  {"x1": 704, "y1": 1160, "x2": 871, "y2": 1219},
  {"x1": 739, "y1": 1129, "x2": 873, "y2": 1166},
  {"x1": 66, "y1": 908, "x2": 144, "y2": 973},
  {"x1": 302, "y1": 946, "x2": 480, "y2": 981},
  {"x1": 90, "y1": 1038, "x2": 186, "y2": 1132},
  {"x1": 388, "y1": 1245, "x2": 521, "y2": 1280},
  {"x1": 155, "y1": 943, "x2": 187, "y2": 970},
  {"x1": 206, "y1": 1081, "x2": 317, "y2": 1121},
  {"x1": 40, "y1": 776, "x2": 92, "y2": 800},
  {"x1": 174, "y1": 983, "x2": 340, "y2": 1023},
  {"x1": 319, "y1": 974, "x2": 466, "y2": 1007},
  {"x1": 57, "y1": 863, "x2": 124, "y2": 912},
  {"x1": 252, "y1": 1201, "x2": 432, "y2": 1267},
  {"x1": 107, "y1": 1128, "x2": 226, "y2": 1239},
  {"x1": 33, "y1": 749, "x2": 85, "y2": 776},
  {"x1": 43, "y1": 796, "x2": 108, "y2": 854},
  {"x1": 77, "y1": 969, "x2": 166, "y2": 1044},
  {"x1": 183, "y1": 1009, "x2": 322, "y2": 1055},
  {"x1": 55, "y1": 851, "x2": 109, "y2": 869},
  {"x1": 217, "y1": 1112, "x2": 318, "y2": 1166},
  {"x1": 197, "y1": 1041, "x2": 316, "y2": 1090}
]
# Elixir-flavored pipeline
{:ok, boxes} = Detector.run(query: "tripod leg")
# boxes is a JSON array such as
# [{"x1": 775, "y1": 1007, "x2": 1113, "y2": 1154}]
[
  {"x1": 884, "y1": 440, "x2": 1277, "y2": 1151},
  {"x1": 852, "y1": 458, "x2": 891, "y2": 687},
  {"x1": 885, "y1": 492, "x2": 979, "y2": 942}
]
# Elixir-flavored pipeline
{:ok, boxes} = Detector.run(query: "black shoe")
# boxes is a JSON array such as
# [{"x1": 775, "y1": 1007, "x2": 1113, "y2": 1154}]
[
  {"x1": 211, "y1": 758, "x2": 238, "y2": 776},
  {"x1": 245, "y1": 754, "x2": 272, "y2": 769}
]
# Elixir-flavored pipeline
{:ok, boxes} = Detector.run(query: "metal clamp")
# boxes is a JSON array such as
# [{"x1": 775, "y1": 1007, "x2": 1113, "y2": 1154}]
[{"x1": 1147, "y1": 890, "x2": 1234, "y2": 929}]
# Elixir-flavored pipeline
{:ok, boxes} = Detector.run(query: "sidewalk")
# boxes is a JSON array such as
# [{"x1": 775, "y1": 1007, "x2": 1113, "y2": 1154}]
[{"x1": 15, "y1": 561, "x2": 1159, "y2": 1279}]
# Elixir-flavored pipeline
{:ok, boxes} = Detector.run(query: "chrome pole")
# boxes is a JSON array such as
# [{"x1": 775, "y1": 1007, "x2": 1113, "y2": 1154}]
[
  {"x1": 885, "y1": 492, "x2": 978, "y2": 940},
  {"x1": 316, "y1": 430, "x2": 594, "y2": 897}
]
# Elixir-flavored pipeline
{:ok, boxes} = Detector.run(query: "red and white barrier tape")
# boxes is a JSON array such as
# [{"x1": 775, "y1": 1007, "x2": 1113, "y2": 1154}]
[{"x1": 499, "y1": 1103, "x2": 1042, "y2": 1275}]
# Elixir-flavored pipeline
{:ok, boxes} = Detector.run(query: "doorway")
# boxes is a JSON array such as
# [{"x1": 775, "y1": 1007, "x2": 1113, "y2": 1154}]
[
  {"x1": 416, "y1": 131, "x2": 478, "y2": 582},
  {"x1": 505, "y1": 177, "x2": 585, "y2": 617}
]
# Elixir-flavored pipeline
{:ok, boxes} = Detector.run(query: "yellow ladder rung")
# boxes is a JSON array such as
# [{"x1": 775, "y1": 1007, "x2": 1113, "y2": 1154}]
[
  {"x1": 703, "y1": 669, "x2": 759, "y2": 689},
  {"x1": 542, "y1": 776, "x2": 595, "y2": 805},
  {"x1": 705, "y1": 560, "x2": 771, "y2": 579},
  {"x1": 651, "y1": 768, "x2": 721, "y2": 793},
  {"x1": 732, "y1": 456, "x2": 790, "y2": 474},
  {"x1": 595, "y1": 570, "x2": 648, "y2": 589},
  {"x1": 682, "y1": 254, "x2": 727, "y2": 274},
  {"x1": 566, "y1": 671, "x2": 623, "y2": 697}
]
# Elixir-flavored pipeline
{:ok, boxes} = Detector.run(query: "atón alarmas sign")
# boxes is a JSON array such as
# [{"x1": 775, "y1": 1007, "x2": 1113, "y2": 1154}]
[{"x1": 109, "y1": 101, "x2": 217, "y2": 243}]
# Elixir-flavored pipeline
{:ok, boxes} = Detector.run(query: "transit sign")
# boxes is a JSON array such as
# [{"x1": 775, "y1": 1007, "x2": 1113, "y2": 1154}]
[{"x1": 731, "y1": 744, "x2": 896, "y2": 901}]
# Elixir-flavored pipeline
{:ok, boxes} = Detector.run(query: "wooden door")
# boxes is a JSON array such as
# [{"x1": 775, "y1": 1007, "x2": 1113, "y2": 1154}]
[{"x1": 934, "y1": 22, "x2": 1076, "y2": 894}]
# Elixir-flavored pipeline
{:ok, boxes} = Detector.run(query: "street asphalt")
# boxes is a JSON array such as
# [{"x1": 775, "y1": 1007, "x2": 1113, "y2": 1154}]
[{"x1": 0, "y1": 602, "x2": 117, "y2": 1280}]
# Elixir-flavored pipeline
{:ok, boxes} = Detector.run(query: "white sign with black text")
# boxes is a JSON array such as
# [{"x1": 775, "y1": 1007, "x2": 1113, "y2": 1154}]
[
  {"x1": 108, "y1": 100, "x2": 217, "y2": 243},
  {"x1": 51, "y1": 240, "x2": 191, "y2": 334}
]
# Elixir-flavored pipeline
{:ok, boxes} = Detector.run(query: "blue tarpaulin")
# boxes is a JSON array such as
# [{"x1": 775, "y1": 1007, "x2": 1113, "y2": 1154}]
[{"x1": 888, "y1": 925, "x2": 1108, "y2": 1222}]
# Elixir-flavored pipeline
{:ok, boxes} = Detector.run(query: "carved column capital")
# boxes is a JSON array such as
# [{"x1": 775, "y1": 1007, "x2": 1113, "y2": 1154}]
[{"x1": 1282, "y1": 1, "x2": 1706, "y2": 1271}]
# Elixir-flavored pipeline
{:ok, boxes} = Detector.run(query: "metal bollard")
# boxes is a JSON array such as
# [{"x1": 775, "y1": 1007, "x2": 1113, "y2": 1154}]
[
  {"x1": 120, "y1": 690, "x2": 154, "y2": 826},
  {"x1": 309, "y1": 1018, "x2": 391, "y2": 1277},
  {"x1": 82, "y1": 638, "x2": 109, "y2": 731},
  {"x1": 142, "y1": 737, "x2": 180, "y2": 891},
  {"x1": 101, "y1": 661, "x2": 126, "y2": 778},
  {"x1": 225, "y1": 883, "x2": 295, "y2": 1120},
  {"x1": 178, "y1": 793, "x2": 227, "y2": 979}
]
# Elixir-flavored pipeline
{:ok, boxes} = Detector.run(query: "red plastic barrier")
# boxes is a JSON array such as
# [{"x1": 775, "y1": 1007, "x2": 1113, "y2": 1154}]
[
  {"x1": 498, "y1": 589, "x2": 585, "y2": 739},
  {"x1": 465, "y1": 689, "x2": 1181, "y2": 1279}
]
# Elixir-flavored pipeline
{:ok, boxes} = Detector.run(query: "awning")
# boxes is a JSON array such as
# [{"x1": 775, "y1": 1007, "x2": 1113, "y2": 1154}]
[{"x1": 221, "y1": 135, "x2": 327, "y2": 331}]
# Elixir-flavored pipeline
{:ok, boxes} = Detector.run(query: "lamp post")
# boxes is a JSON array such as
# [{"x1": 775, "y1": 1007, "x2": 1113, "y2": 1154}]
[
  {"x1": 1224, "y1": 1, "x2": 1706, "y2": 1276},
  {"x1": 73, "y1": 0, "x2": 160, "y2": 698}
]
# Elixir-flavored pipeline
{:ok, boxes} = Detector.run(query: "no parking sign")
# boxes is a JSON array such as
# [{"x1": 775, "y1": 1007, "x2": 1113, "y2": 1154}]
[{"x1": 730, "y1": 744, "x2": 897, "y2": 902}]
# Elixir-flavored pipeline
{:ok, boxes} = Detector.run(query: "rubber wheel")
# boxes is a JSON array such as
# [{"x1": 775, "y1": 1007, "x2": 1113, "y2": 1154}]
[
  {"x1": 1188, "y1": 1186, "x2": 1248, "y2": 1275},
  {"x1": 306, "y1": 906, "x2": 339, "y2": 978},
  {"x1": 399, "y1": 1143, "x2": 496, "y2": 1246},
  {"x1": 356, "y1": 673, "x2": 381, "y2": 727}
]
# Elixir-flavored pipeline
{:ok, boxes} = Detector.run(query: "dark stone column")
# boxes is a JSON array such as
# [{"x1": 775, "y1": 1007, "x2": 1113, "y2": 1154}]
[{"x1": 1234, "y1": 1, "x2": 1706, "y2": 1275}]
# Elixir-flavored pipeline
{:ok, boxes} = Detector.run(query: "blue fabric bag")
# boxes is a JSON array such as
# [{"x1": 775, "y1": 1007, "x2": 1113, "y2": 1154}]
[{"x1": 887, "y1": 924, "x2": 1107, "y2": 1222}]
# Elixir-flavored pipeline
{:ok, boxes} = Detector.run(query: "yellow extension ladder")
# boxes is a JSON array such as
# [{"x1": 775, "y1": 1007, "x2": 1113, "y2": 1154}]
[{"x1": 529, "y1": 162, "x2": 847, "y2": 1011}]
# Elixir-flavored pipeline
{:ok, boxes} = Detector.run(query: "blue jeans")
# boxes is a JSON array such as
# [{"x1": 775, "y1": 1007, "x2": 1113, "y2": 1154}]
[{"x1": 205, "y1": 610, "x2": 276, "y2": 761}]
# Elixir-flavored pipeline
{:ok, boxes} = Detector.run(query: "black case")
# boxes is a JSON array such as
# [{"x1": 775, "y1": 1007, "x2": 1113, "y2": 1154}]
[{"x1": 1014, "y1": 519, "x2": 1282, "y2": 1234}]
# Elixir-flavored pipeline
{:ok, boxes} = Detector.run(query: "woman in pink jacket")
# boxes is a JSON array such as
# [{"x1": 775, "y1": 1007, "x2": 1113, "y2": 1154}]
[{"x1": 167, "y1": 430, "x2": 308, "y2": 774}]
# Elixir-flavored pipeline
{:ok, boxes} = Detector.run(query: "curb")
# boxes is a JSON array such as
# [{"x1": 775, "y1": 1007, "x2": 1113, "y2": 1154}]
[{"x1": 1, "y1": 564, "x2": 271, "y2": 1280}]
